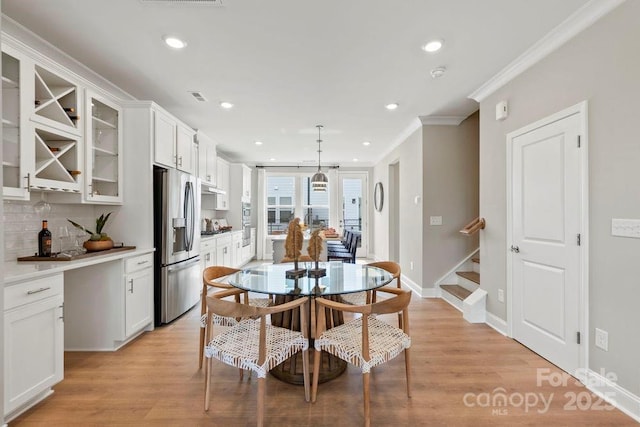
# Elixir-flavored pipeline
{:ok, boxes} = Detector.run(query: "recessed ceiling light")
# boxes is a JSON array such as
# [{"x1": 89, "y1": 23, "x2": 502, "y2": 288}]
[
  {"x1": 362, "y1": 141, "x2": 371, "y2": 146},
  {"x1": 430, "y1": 66, "x2": 447, "y2": 78},
  {"x1": 353, "y1": 158, "x2": 359, "y2": 162},
  {"x1": 270, "y1": 158, "x2": 276, "y2": 161},
  {"x1": 163, "y1": 36, "x2": 187, "y2": 49},
  {"x1": 422, "y1": 39, "x2": 443, "y2": 53},
  {"x1": 385, "y1": 103, "x2": 399, "y2": 110},
  {"x1": 255, "y1": 141, "x2": 263, "y2": 145},
  {"x1": 220, "y1": 101, "x2": 234, "y2": 109}
]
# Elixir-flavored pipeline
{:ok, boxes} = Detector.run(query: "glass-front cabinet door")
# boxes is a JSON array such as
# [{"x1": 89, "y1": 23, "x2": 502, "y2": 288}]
[
  {"x1": 2, "y1": 47, "x2": 29, "y2": 200},
  {"x1": 85, "y1": 90, "x2": 123, "y2": 204}
]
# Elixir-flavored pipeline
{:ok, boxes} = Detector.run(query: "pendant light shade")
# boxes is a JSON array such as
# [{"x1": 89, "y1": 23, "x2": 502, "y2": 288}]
[{"x1": 311, "y1": 125, "x2": 328, "y2": 192}]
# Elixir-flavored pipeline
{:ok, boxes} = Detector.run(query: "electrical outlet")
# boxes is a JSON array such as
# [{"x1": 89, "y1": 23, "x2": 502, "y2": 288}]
[
  {"x1": 595, "y1": 328, "x2": 608, "y2": 351},
  {"x1": 497, "y1": 289, "x2": 504, "y2": 303},
  {"x1": 430, "y1": 216, "x2": 442, "y2": 226}
]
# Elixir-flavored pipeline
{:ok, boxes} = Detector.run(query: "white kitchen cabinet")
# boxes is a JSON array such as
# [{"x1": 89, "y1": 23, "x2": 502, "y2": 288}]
[
  {"x1": 200, "y1": 237, "x2": 216, "y2": 272},
  {"x1": 153, "y1": 107, "x2": 196, "y2": 174},
  {"x1": 153, "y1": 107, "x2": 177, "y2": 169},
  {"x1": 85, "y1": 90, "x2": 123, "y2": 204},
  {"x1": 2, "y1": 47, "x2": 29, "y2": 200},
  {"x1": 232, "y1": 231, "x2": 243, "y2": 267},
  {"x1": 176, "y1": 123, "x2": 196, "y2": 174},
  {"x1": 242, "y1": 164, "x2": 252, "y2": 202},
  {"x1": 4, "y1": 274, "x2": 64, "y2": 418},
  {"x1": 197, "y1": 131, "x2": 217, "y2": 187},
  {"x1": 215, "y1": 233, "x2": 232, "y2": 266},
  {"x1": 215, "y1": 157, "x2": 230, "y2": 210},
  {"x1": 124, "y1": 257, "x2": 153, "y2": 337},
  {"x1": 64, "y1": 252, "x2": 154, "y2": 351}
]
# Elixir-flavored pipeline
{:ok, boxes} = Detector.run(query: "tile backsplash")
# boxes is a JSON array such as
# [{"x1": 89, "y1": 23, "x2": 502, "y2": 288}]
[{"x1": 3, "y1": 200, "x2": 97, "y2": 261}]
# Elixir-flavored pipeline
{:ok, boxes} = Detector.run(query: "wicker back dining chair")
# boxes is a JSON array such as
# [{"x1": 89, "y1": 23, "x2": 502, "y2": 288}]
[
  {"x1": 311, "y1": 286, "x2": 412, "y2": 427},
  {"x1": 198, "y1": 266, "x2": 272, "y2": 369},
  {"x1": 340, "y1": 261, "x2": 401, "y2": 312},
  {"x1": 204, "y1": 289, "x2": 310, "y2": 426}
]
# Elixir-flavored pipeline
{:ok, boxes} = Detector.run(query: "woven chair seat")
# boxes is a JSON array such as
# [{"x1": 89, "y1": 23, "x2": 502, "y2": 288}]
[
  {"x1": 206, "y1": 319, "x2": 308, "y2": 379},
  {"x1": 339, "y1": 291, "x2": 368, "y2": 306},
  {"x1": 315, "y1": 315, "x2": 411, "y2": 374}
]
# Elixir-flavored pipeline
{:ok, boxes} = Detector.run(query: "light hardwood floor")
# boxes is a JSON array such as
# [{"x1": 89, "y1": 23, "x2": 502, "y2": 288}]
[{"x1": 11, "y1": 296, "x2": 637, "y2": 426}]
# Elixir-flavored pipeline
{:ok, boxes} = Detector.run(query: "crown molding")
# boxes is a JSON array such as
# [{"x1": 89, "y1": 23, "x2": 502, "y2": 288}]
[
  {"x1": 373, "y1": 118, "x2": 422, "y2": 165},
  {"x1": 420, "y1": 115, "x2": 468, "y2": 126},
  {"x1": 468, "y1": 0, "x2": 627, "y2": 102}
]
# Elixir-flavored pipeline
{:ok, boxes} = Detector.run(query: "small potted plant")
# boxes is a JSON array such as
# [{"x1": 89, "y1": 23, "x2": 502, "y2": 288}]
[{"x1": 67, "y1": 212, "x2": 114, "y2": 252}]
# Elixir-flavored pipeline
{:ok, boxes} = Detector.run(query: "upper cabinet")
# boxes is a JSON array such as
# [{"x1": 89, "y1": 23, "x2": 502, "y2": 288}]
[
  {"x1": 153, "y1": 108, "x2": 196, "y2": 175},
  {"x1": 215, "y1": 157, "x2": 230, "y2": 210},
  {"x1": 85, "y1": 90, "x2": 123, "y2": 204},
  {"x1": 197, "y1": 131, "x2": 217, "y2": 187},
  {"x1": 242, "y1": 164, "x2": 251, "y2": 203},
  {"x1": 2, "y1": 48, "x2": 28, "y2": 199},
  {"x1": 33, "y1": 64, "x2": 81, "y2": 136}
]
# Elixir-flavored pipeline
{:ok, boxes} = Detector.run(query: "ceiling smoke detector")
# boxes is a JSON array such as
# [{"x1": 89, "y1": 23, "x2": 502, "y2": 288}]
[
  {"x1": 430, "y1": 66, "x2": 446, "y2": 78},
  {"x1": 189, "y1": 91, "x2": 207, "y2": 102}
]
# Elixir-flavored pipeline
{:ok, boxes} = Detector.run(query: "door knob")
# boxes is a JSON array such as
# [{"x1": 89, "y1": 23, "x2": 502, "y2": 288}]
[{"x1": 510, "y1": 245, "x2": 520, "y2": 253}]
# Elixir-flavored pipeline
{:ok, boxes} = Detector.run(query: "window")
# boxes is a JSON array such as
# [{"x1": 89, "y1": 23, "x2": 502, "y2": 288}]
[
  {"x1": 265, "y1": 174, "x2": 330, "y2": 235},
  {"x1": 266, "y1": 176, "x2": 295, "y2": 235}
]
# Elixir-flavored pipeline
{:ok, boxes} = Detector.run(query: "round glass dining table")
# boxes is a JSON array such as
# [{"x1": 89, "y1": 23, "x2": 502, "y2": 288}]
[
  {"x1": 228, "y1": 261, "x2": 394, "y2": 297},
  {"x1": 226, "y1": 261, "x2": 395, "y2": 384}
]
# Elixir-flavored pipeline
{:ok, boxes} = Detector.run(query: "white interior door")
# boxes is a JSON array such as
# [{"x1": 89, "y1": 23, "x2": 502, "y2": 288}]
[
  {"x1": 508, "y1": 106, "x2": 586, "y2": 376},
  {"x1": 337, "y1": 172, "x2": 368, "y2": 257}
]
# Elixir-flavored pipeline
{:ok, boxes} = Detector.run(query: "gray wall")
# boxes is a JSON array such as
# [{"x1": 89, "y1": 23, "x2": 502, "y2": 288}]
[
  {"x1": 372, "y1": 127, "x2": 423, "y2": 287},
  {"x1": 479, "y1": 1, "x2": 639, "y2": 395},
  {"x1": 422, "y1": 113, "x2": 479, "y2": 289}
]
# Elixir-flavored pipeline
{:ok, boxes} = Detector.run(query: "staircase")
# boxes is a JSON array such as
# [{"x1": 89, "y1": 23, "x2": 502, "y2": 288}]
[{"x1": 440, "y1": 255, "x2": 487, "y2": 323}]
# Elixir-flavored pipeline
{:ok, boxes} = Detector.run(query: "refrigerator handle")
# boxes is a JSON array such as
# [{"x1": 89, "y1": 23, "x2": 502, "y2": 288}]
[{"x1": 185, "y1": 181, "x2": 195, "y2": 252}]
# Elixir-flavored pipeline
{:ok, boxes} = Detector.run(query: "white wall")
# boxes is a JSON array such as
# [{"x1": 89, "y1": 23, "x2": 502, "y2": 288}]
[
  {"x1": 372, "y1": 127, "x2": 423, "y2": 287},
  {"x1": 422, "y1": 113, "x2": 479, "y2": 289},
  {"x1": 479, "y1": 0, "x2": 639, "y2": 395}
]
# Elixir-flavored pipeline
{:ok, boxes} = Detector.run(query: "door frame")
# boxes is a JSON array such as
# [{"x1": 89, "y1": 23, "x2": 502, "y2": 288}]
[
  {"x1": 335, "y1": 171, "x2": 369, "y2": 257},
  {"x1": 505, "y1": 101, "x2": 589, "y2": 378}
]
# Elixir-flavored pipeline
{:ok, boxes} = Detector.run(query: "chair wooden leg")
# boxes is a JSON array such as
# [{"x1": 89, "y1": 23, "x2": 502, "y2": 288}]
[
  {"x1": 311, "y1": 349, "x2": 321, "y2": 402},
  {"x1": 363, "y1": 372, "x2": 371, "y2": 427},
  {"x1": 198, "y1": 326, "x2": 205, "y2": 369},
  {"x1": 204, "y1": 356, "x2": 211, "y2": 411},
  {"x1": 404, "y1": 348, "x2": 412, "y2": 398},
  {"x1": 257, "y1": 377, "x2": 265, "y2": 427},
  {"x1": 302, "y1": 349, "x2": 310, "y2": 402}
]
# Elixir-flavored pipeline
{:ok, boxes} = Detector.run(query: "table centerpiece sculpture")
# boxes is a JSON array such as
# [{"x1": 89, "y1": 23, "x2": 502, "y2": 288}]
[
  {"x1": 307, "y1": 229, "x2": 326, "y2": 278},
  {"x1": 284, "y1": 218, "x2": 307, "y2": 279}
]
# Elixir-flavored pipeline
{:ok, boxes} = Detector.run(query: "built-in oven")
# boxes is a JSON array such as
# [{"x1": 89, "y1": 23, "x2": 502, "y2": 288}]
[{"x1": 242, "y1": 202, "x2": 251, "y2": 247}]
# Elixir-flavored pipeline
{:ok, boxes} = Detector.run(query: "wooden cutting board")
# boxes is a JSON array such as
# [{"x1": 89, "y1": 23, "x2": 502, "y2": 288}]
[{"x1": 17, "y1": 246, "x2": 137, "y2": 261}]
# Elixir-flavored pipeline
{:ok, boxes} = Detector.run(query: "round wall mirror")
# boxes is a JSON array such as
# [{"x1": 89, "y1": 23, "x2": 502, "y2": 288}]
[{"x1": 374, "y1": 182, "x2": 384, "y2": 212}]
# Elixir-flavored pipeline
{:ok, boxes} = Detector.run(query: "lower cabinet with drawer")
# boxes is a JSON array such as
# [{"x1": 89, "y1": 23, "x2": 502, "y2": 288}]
[
  {"x1": 124, "y1": 253, "x2": 153, "y2": 337},
  {"x1": 4, "y1": 273, "x2": 64, "y2": 420},
  {"x1": 64, "y1": 252, "x2": 154, "y2": 351}
]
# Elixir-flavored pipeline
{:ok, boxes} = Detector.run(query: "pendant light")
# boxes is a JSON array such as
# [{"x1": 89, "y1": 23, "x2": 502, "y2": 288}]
[{"x1": 311, "y1": 124, "x2": 328, "y2": 192}]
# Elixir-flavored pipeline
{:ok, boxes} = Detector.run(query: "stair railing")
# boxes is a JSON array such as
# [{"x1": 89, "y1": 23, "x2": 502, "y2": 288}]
[{"x1": 460, "y1": 217, "x2": 485, "y2": 236}]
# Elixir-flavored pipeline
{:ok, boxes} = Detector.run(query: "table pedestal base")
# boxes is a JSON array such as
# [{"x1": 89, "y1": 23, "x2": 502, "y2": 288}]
[{"x1": 270, "y1": 350, "x2": 347, "y2": 385}]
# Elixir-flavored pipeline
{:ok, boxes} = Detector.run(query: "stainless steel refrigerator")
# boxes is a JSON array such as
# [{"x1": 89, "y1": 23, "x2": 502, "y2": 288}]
[{"x1": 153, "y1": 166, "x2": 201, "y2": 325}]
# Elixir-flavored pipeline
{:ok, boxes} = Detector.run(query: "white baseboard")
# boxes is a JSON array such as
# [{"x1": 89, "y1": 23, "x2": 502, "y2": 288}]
[
  {"x1": 585, "y1": 369, "x2": 640, "y2": 423},
  {"x1": 486, "y1": 312, "x2": 508, "y2": 336},
  {"x1": 401, "y1": 273, "x2": 439, "y2": 298}
]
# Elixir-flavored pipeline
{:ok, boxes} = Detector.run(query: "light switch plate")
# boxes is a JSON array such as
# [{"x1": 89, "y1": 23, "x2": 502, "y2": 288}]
[
  {"x1": 430, "y1": 216, "x2": 442, "y2": 226},
  {"x1": 611, "y1": 218, "x2": 640, "y2": 238}
]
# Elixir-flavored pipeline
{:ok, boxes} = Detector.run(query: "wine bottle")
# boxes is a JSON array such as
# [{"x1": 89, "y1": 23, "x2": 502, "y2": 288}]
[{"x1": 38, "y1": 220, "x2": 52, "y2": 257}]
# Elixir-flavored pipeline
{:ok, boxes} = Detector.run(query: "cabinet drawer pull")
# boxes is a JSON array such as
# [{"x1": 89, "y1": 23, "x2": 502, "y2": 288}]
[
  {"x1": 27, "y1": 286, "x2": 51, "y2": 295},
  {"x1": 137, "y1": 260, "x2": 149, "y2": 265}
]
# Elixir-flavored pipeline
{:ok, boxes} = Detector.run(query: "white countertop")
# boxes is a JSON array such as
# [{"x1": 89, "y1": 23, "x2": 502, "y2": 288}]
[{"x1": 4, "y1": 247, "x2": 155, "y2": 285}]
